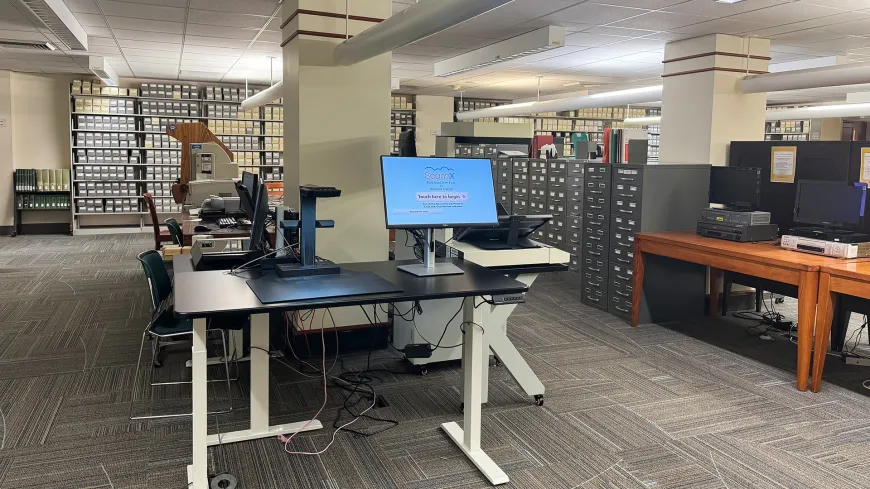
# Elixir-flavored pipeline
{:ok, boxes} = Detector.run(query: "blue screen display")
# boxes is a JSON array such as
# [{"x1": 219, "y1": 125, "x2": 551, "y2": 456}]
[{"x1": 381, "y1": 156, "x2": 498, "y2": 228}]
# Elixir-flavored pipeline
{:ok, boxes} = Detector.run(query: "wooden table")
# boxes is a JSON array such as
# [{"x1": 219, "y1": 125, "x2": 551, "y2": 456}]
[
  {"x1": 812, "y1": 261, "x2": 870, "y2": 392},
  {"x1": 632, "y1": 232, "x2": 849, "y2": 392}
]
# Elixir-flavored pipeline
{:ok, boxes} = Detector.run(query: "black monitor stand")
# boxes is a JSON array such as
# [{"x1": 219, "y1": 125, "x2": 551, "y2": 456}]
[{"x1": 398, "y1": 228, "x2": 464, "y2": 277}]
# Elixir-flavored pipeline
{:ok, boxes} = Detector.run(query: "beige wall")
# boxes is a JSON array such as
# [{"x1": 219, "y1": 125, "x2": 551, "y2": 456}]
[
  {"x1": 415, "y1": 95, "x2": 454, "y2": 156},
  {"x1": 0, "y1": 72, "x2": 74, "y2": 229},
  {"x1": 0, "y1": 72, "x2": 12, "y2": 228}
]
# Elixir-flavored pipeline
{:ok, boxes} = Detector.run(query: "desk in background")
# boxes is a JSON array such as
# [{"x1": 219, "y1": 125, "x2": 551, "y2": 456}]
[
  {"x1": 181, "y1": 211, "x2": 275, "y2": 247},
  {"x1": 813, "y1": 261, "x2": 870, "y2": 392},
  {"x1": 631, "y1": 232, "x2": 850, "y2": 392},
  {"x1": 175, "y1": 258, "x2": 529, "y2": 488}
]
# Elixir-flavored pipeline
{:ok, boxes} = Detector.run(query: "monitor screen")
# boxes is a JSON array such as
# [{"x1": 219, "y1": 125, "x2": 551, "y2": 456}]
[
  {"x1": 794, "y1": 180, "x2": 865, "y2": 228},
  {"x1": 709, "y1": 167, "x2": 761, "y2": 210},
  {"x1": 241, "y1": 171, "x2": 258, "y2": 198},
  {"x1": 380, "y1": 156, "x2": 499, "y2": 229},
  {"x1": 249, "y1": 182, "x2": 269, "y2": 251}
]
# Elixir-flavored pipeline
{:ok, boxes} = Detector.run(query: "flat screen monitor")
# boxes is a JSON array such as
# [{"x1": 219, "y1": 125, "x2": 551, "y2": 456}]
[
  {"x1": 249, "y1": 182, "x2": 269, "y2": 251},
  {"x1": 794, "y1": 180, "x2": 865, "y2": 229},
  {"x1": 709, "y1": 166, "x2": 761, "y2": 210},
  {"x1": 241, "y1": 171, "x2": 258, "y2": 198},
  {"x1": 380, "y1": 156, "x2": 499, "y2": 229},
  {"x1": 398, "y1": 130, "x2": 417, "y2": 157}
]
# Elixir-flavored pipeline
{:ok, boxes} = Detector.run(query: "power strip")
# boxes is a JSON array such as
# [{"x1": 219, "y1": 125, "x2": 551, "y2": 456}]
[{"x1": 844, "y1": 356, "x2": 870, "y2": 367}]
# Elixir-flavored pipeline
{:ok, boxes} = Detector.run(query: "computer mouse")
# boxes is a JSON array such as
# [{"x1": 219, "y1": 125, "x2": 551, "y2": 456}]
[{"x1": 194, "y1": 225, "x2": 210, "y2": 232}]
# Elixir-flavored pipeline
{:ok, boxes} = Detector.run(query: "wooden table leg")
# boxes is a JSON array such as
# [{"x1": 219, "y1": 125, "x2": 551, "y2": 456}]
[
  {"x1": 631, "y1": 240, "x2": 645, "y2": 328},
  {"x1": 796, "y1": 270, "x2": 819, "y2": 392},
  {"x1": 709, "y1": 267, "x2": 723, "y2": 317},
  {"x1": 811, "y1": 273, "x2": 835, "y2": 393}
]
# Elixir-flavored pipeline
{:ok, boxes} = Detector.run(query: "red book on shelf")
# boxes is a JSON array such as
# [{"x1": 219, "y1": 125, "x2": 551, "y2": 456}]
[{"x1": 532, "y1": 135, "x2": 553, "y2": 158}]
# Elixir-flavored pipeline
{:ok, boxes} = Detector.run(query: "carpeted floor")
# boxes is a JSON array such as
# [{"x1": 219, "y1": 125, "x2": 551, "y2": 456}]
[{"x1": 1, "y1": 234, "x2": 869, "y2": 489}]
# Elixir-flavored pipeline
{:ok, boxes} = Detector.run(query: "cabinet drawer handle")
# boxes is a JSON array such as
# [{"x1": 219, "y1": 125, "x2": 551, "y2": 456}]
[
  {"x1": 586, "y1": 296, "x2": 600, "y2": 303},
  {"x1": 590, "y1": 236, "x2": 601, "y2": 241},
  {"x1": 616, "y1": 275, "x2": 630, "y2": 282},
  {"x1": 618, "y1": 177, "x2": 634, "y2": 182},
  {"x1": 616, "y1": 257, "x2": 630, "y2": 264},
  {"x1": 588, "y1": 267, "x2": 601, "y2": 273},
  {"x1": 615, "y1": 290, "x2": 629, "y2": 297},
  {"x1": 618, "y1": 209, "x2": 632, "y2": 215},
  {"x1": 589, "y1": 251, "x2": 601, "y2": 257},
  {"x1": 615, "y1": 305, "x2": 629, "y2": 313},
  {"x1": 617, "y1": 226, "x2": 632, "y2": 232}
]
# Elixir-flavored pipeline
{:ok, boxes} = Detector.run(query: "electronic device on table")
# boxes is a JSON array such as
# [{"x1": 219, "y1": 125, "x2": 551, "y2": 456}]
[
  {"x1": 381, "y1": 155, "x2": 499, "y2": 277},
  {"x1": 780, "y1": 235, "x2": 870, "y2": 259},
  {"x1": 456, "y1": 203, "x2": 551, "y2": 250},
  {"x1": 789, "y1": 180, "x2": 869, "y2": 243},
  {"x1": 273, "y1": 185, "x2": 342, "y2": 278},
  {"x1": 698, "y1": 167, "x2": 778, "y2": 242},
  {"x1": 192, "y1": 181, "x2": 270, "y2": 271},
  {"x1": 201, "y1": 195, "x2": 240, "y2": 214},
  {"x1": 218, "y1": 217, "x2": 236, "y2": 228}
]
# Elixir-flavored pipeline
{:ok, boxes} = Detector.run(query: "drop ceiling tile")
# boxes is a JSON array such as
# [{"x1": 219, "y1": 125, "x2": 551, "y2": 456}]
[
  {"x1": 188, "y1": 0, "x2": 278, "y2": 16},
  {"x1": 672, "y1": 18, "x2": 765, "y2": 36},
  {"x1": 118, "y1": 39, "x2": 182, "y2": 52},
  {"x1": 596, "y1": 0, "x2": 686, "y2": 8},
  {"x1": 542, "y1": 3, "x2": 650, "y2": 24},
  {"x1": 256, "y1": 31, "x2": 281, "y2": 44},
  {"x1": 99, "y1": 1, "x2": 186, "y2": 22},
  {"x1": 806, "y1": 36, "x2": 870, "y2": 53},
  {"x1": 88, "y1": 36, "x2": 118, "y2": 47},
  {"x1": 0, "y1": 18, "x2": 37, "y2": 31},
  {"x1": 799, "y1": 0, "x2": 870, "y2": 10},
  {"x1": 726, "y1": 3, "x2": 849, "y2": 24},
  {"x1": 493, "y1": 0, "x2": 587, "y2": 18},
  {"x1": 109, "y1": 19, "x2": 184, "y2": 36},
  {"x1": 187, "y1": 9, "x2": 271, "y2": 29},
  {"x1": 564, "y1": 32, "x2": 633, "y2": 47},
  {"x1": 0, "y1": 29, "x2": 45, "y2": 42},
  {"x1": 182, "y1": 45, "x2": 245, "y2": 57},
  {"x1": 184, "y1": 36, "x2": 252, "y2": 49},
  {"x1": 179, "y1": 64, "x2": 227, "y2": 73},
  {"x1": 64, "y1": 0, "x2": 101, "y2": 14},
  {"x1": 609, "y1": 11, "x2": 709, "y2": 30},
  {"x1": 183, "y1": 24, "x2": 257, "y2": 41},
  {"x1": 125, "y1": 47, "x2": 181, "y2": 59},
  {"x1": 663, "y1": 0, "x2": 793, "y2": 17}
]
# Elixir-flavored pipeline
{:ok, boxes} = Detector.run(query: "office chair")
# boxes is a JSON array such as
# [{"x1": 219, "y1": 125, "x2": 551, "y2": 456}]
[
  {"x1": 130, "y1": 250, "x2": 236, "y2": 420},
  {"x1": 144, "y1": 193, "x2": 173, "y2": 250},
  {"x1": 164, "y1": 218, "x2": 183, "y2": 245}
]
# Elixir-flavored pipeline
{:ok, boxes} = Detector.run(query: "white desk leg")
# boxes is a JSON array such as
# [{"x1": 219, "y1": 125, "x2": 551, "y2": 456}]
[
  {"x1": 188, "y1": 317, "x2": 209, "y2": 489},
  {"x1": 442, "y1": 298, "x2": 509, "y2": 485},
  {"x1": 185, "y1": 327, "x2": 249, "y2": 368},
  {"x1": 204, "y1": 313, "x2": 322, "y2": 446}
]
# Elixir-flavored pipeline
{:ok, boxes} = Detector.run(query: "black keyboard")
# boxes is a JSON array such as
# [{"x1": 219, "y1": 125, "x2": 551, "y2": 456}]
[{"x1": 218, "y1": 217, "x2": 237, "y2": 228}]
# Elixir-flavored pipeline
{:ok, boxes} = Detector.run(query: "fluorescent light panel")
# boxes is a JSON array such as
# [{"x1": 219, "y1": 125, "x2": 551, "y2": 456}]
[{"x1": 435, "y1": 26, "x2": 565, "y2": 77}]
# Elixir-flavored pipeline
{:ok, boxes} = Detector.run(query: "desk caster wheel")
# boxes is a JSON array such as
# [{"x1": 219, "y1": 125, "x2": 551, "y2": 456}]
[
  {"x1": 418, "y1": 366, "x2": 428, "y2": 376},
  {"x1": 493, "y1": 358, "x2": 502, "y2": 367},
  {"x1": 534, "y1": 395, "x2": 544, "y2": 407},
  {"x1": 10, "y1": 232, "x2": 16, "y2": 238}
]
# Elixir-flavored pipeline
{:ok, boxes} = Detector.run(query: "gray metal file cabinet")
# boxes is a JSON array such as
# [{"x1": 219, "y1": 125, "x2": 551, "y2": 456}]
[
  {"x1": 581, "y1": 163, "x2": 612, "y2": 310},
  {"x1": 594, "y1": 164, "x2": 711, "y2": 321}
]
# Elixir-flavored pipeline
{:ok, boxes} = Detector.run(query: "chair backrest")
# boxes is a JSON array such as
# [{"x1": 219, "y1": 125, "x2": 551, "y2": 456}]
[
  {"x1": 137, "y1": 250, "x2": 172, "y2": 312},
  {"x1": 143, "y1": 193, "x2": 161, "y2": 250},
  {"x1": 165, "y1": 218, "x2": 183, "y2": 245}
]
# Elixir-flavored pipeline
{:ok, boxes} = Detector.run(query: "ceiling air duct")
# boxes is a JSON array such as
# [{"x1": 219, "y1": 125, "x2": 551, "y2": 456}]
[{"x1": 9, "y1": 0, "x2": 87, "y2": 51}]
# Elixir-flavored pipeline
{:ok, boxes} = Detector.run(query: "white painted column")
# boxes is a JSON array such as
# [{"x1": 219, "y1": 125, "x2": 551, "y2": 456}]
[{"x1": 659, "y1": 34, "x2": 770, "y2": 166}]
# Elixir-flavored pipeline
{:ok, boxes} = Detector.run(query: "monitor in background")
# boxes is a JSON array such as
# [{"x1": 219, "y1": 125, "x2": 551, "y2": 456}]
[
  {"x1": 249, "y1": 182, "x2": 270, "y2": 252},
  {"x1": 794, "y1": 180, "x2": 865, "y2": 230},
  {"x1": 398, "y1": 130, "x2": 417, "y2": 157},
  {"x1": 241, "y1": 171, "x2": 258, "y2": 198},
  {"x1": 381, "y1": 156, "x2": 499, "y2": 276},
  {"x1": 709, "y1": 166, "x2": 761, "y2": 211},
  {"x1": 235, "y1": 182, "x2": 255, "y2": 221}
]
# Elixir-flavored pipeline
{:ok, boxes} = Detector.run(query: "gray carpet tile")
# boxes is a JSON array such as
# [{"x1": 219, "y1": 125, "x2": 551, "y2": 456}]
[{"x1": 0, "y1": 234, "x2": 870, "y2": 488}]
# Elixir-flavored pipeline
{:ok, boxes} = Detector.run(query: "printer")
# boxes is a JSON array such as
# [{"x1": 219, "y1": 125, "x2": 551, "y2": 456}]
[{"x1": 201, "y1": 195, "x2": 241, "y2": 214}]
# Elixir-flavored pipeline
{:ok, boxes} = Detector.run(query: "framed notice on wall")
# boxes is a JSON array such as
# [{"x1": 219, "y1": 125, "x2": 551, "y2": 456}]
[
  {"x1": 860, "y1": 147, "x2": 870, "y2": 184},
  {"x1": 770, "y1": 146, "x2": 797, "y2": 183}
]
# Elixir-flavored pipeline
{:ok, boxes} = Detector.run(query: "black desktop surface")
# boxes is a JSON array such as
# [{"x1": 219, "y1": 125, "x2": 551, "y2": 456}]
[{"x1": 173, "y1": 258, "x2": 529, "y2": 319}]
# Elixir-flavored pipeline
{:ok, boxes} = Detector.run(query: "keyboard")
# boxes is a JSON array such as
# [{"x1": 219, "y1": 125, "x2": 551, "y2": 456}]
[{"x1": 218, "y1": 217, "x2": 237, "y2": 228}]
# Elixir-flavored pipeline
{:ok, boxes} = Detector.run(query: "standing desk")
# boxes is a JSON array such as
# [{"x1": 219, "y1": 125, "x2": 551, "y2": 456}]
[
  {"x1": 812, "y1": 261, "x2": 870, "y2": 392},
  {"x1": 631, "y1": 232, "x2": 850, "y2": 392},
  {"x1": 174, "y1": 258, "x2": 529, "y2": 488}
]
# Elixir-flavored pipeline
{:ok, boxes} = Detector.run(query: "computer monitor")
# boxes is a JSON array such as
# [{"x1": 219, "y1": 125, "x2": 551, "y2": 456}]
[
  {"x1": 381, "y1": 156, "x2": 499, "y2": 276},
  {"x1": 709, "y1": 166, "x2": 761, "y2": 211},
  {"x1": 241, "y1": 171, "x2": 258, "y2": 198},
  {"x1": 235, "y1": 182, "x2": 254, "y2": 220},
  {"x1": 794, "y1": 180, "x2": 865, "y2": 229},
  {"x1": 380, "y1": 156, "x2": 499, "y2": 229},
  {"x1": 398, "y1": 130, "x2": 417, "y2": 157},
  {"x1": 249, "y1": 182, "x2": 270, "y2": 251}
]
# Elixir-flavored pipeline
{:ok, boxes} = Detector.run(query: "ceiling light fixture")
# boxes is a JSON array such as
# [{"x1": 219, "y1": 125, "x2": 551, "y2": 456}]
[
  {"x1": 715, "y1": 0, "x2": 745, "y2": 4},
  {"x1": 562, "y1": 82, "x2": 581, "y2": 87},
  {"x1": 435, "y1": 26, "x2": 566, "y2": 77},
  {"x1": 623, "y1": 116, "x2": 662, "y2": 125}
]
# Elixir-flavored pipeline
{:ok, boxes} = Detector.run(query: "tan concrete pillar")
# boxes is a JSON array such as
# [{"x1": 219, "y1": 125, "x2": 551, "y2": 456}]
[
  {"x1": 282, "y1": 0, "x2": 391, "y2": 263},
  {"x1": 660, "y1": 34, "x2": 770, "y2": 166}
]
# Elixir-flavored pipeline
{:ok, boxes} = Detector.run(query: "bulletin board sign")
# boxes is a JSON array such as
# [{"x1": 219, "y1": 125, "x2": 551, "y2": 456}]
[
  {"x1": 860, "y1": 147, "x2": 870, "y2": 184},
  {"x1": 770, "y1": 146, "x2": 797, "y2": 184}
]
